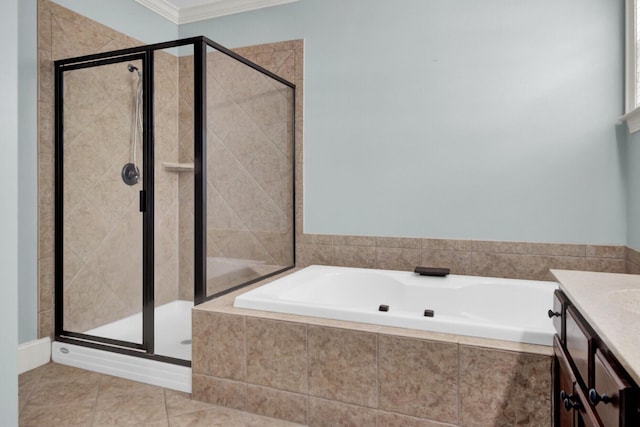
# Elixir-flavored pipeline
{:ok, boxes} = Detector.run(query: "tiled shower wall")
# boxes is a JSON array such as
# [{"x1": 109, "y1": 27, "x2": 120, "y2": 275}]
[
  {"x1": 176, "y1": 56, "x2": 194, "y2": 301},
  {"x1": 177, "y1": 46, "x2": 297, "y2": 300},
  {"x1": 61, "y1": 59, "x2": 146, "y2": 332},
  {"x1": 37, "y1": 0, "x2": 298, "y2": 337},
  {"x1": 38, "y1": 0, "x2": 179, "y2": 335},
  {"x1": 205, "y1": 51, "x2": 294, "y2": 277},
  {"x1": 36, "y1": 0, "x2": 640, "y2": 339}
]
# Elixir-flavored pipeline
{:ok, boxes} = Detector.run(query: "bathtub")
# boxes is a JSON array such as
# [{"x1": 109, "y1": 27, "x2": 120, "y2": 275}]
[{"x1": 233, "y1": 265, "x2": 558, "y2": 346}]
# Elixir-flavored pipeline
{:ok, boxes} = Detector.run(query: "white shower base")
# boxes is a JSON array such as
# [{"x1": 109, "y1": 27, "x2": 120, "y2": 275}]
[
  {"x1": 86, "y1": 300, "x2": 193, "y2": 361},
  {"x1": 52, "y1": 300, "x2": 193, "y2": 392}
]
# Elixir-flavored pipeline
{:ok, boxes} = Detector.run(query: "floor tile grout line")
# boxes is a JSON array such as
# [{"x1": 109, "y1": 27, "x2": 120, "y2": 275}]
[
  {"x1": 162, "y1": 388, "x2": 169, "y2": 424},
  {"x1": 89, "y1": 375, "x2": 103, "y2": 427}
]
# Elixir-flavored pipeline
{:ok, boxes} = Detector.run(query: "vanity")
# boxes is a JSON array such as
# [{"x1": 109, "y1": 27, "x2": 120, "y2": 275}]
[{"x1": 550, "y1": 270, "x2": 640, "y2": 426}]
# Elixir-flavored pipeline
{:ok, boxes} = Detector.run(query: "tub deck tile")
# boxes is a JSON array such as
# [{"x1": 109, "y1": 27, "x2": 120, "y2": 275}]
[
  {"x1": 307, "y1": 397, "x2": 378, "y2": 427},
  {"x1": 378, "y1": 335, "x2": 458, "y2": 424},
  {"x1": 459, "y1": 346, "x2": 552, "y2": 427},
  {"x1": 192, "y1": 311, "x2": 246, "y2": 380},
  {"x1": 247, "y1": 384, "x2": 308, "y2": 425},
  {"x1": 246, "y1": 317, "x2": 308, "y2": 393},
  {"x1": 308, "y1": 326, "x2": 378, "y2": 408}
]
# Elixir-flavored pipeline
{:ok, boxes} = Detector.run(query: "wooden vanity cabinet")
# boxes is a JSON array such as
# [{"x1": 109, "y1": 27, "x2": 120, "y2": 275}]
[{"x1": 552, "y1": 290, "x2": 639, "y2": 427}]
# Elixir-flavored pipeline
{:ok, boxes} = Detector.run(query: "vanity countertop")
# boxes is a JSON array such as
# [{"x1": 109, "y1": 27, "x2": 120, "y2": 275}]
[{"x1": 551, "y1": 269, "x2": 640, "y2": 386}]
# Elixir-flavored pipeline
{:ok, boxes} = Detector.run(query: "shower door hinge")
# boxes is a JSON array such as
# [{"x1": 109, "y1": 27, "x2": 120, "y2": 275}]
[{"x1": 139, "y1": 190, "x2": 146, "y2": 212}]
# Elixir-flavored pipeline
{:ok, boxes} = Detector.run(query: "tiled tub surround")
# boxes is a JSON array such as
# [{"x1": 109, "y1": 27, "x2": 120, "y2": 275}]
[
  {"x1": 192, "y1": 273, "x2": 553, "y2": 427},
  {"x1": 297, "y1": 235, "x2": 633, "y2": 282}
]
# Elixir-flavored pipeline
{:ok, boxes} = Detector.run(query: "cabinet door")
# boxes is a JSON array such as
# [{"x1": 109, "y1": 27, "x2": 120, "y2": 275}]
[
  {"x1": 555, "y1": 336, "x2": 578, "y2": 427},
  {"x1": 566, "y1": 306, "x2": 593, "y2": 387},
  {"x1": 551, "y1": 289, "x2": 569, "y2": 341},
  {"x1": 575, "y1": 385, "x2": 602, "y2": 427},
  {"x1": 590, "y1": 349, "x2": 636, "y2": 427}
]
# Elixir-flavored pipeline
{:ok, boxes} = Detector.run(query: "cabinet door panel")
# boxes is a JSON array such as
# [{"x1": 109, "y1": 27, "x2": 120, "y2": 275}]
[
  {"x1": 566, "y1": 306, "x2": 592, "y2": 387},
  {"x1": 592, "y1": 349, "x2": 633, "y2": 427},
  {"x1": 552, "y1": 289, "x2": 568, "y2": 340},
  {"x1": 574, "y1": 385, "x2": 602, "y2": 427},
  {"x1": 555, "y1": 336, "x2": 577, "y2": 427}
]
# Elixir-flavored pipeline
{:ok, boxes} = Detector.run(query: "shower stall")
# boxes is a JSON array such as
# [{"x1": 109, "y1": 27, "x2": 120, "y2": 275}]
[{"x1": 52, "y1": 37, "x2": 295, "y2": 391}]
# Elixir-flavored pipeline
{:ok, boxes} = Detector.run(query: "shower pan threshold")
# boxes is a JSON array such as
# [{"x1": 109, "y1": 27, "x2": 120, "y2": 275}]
[{"x1": 52, "y1": 300, "x2": 193, "y2": 392}]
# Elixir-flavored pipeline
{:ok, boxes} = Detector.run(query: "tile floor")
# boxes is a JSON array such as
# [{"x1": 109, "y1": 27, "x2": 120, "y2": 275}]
[{"x1": 19, "y1": 363, "x2": 304, "y2": 426}]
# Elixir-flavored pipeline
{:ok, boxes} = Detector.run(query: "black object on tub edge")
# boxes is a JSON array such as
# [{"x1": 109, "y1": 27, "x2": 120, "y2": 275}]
[{"x1": 414, "y1": 266, "x2": 450, "y2": 277}]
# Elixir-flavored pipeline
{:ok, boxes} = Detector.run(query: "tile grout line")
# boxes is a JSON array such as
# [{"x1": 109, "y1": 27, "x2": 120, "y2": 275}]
[
  {"x1": 456, "y1": 343, "x2": 461, "y2": 426},
  {"x1": 375, "y1": 332, "x2": 379, "y2": 427},
  {"x1": 305, "y1": 322, "x2": 309, "y2": 426},
  {"x1": 89, "y1": 375, "x2": 103, "y2": 427},
  {"x1": 243, "y1": 314, "x2": 248, "y2": 412},
  {"x1": 162, "y1": 388, "x2": 169, "y2": 424}
]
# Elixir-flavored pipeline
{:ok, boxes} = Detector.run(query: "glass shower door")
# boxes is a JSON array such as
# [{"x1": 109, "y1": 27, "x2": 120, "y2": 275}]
[{"x1": 56, "y1": 54, "x2": 153, "y2": 353}]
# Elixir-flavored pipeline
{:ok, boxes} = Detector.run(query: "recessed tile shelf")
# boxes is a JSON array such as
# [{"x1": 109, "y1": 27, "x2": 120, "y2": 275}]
[{"x1": 162, "y1": 162, "x2": 194, "y2": 172}]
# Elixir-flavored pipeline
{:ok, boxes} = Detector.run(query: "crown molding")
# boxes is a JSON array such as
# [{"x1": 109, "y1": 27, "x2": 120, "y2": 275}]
[
  {"x1": 136, "y1": 0, "x2": 300, "y2": 25},
  {"x1": 135, "y1": 0, "x2": 180, "y2": 24}
]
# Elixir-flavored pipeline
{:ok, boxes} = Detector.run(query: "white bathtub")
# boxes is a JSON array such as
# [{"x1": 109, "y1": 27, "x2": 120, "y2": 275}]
[{"x1": 233, "y1": 265, "x2": 558, "y2": 346}]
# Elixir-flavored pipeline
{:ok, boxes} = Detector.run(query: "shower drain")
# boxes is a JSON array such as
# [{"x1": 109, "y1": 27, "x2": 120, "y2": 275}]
[{"x1": 180, "y1": 339, "x2": 192, "y2": 345}]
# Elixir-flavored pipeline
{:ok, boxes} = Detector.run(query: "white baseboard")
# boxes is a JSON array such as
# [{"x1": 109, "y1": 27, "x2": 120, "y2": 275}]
[{"x1": 18, "y1": 337, "x2": 51, "y2": 374}]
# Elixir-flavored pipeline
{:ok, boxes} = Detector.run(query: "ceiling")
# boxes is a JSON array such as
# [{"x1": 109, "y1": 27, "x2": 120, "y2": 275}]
[{"x1": 135, "y1": 0, "x2": 300, "y2": 24}]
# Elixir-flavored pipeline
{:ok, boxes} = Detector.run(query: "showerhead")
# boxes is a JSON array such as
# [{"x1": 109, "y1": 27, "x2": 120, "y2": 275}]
[{"x1": 127, "y1": 64, "x2": 141, "y2": 76}]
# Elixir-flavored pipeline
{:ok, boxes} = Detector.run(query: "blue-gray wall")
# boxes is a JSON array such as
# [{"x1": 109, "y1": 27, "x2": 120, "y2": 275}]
[
  {"x1": 183, "y1": 0, "x2": 627, "y2": 244},
  {"x1": 19, "y1": 0, "x2": 38, "y2": 345},
  {"x1": 2, "y1": 0, "x2": 20, "y2": 422}
]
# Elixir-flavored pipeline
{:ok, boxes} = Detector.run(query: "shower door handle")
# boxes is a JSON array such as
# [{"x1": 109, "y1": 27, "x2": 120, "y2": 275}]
[{"x1": 139, "y1": 190, "x2": 146, "y2": 212}]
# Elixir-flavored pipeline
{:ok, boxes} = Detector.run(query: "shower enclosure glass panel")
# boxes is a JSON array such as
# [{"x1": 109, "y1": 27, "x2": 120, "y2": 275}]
[
  {"x1": 55, "y1": 36, "x2": 295, "y2": 369},
  {"x1": 153, "y1": 46, "x2": 194, "y2": 361},
  {"x1": 60, "y1": 56, "x2": 146, "y2": 348},
  {"x1": 205, "y1": 45, "x2": 295, "y2": 298}
]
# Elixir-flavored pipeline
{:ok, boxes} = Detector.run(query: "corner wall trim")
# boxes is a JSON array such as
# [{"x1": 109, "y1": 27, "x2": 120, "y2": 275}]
[{"x1": 18, "y1": 337, "x2": 51, "y2": 374}]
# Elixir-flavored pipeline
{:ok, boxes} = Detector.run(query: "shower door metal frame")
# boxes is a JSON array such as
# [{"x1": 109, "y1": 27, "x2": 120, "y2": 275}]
[
  {"x1": 194, "y1": 36, "x2": 298, "y2": 305},
  {"x1": 53, "y1": 36, "x2": 297, "y2": 367},
  {"x1": 54, "y1": 51, "x2": 159, "y2": 359}
]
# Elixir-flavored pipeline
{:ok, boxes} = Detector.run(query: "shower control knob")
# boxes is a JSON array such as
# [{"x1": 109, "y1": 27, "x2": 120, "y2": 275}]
[
  {"x1": 547, "y1": 309, "x2": 561, "y2": 318},
  {"x1": 589, "y1": 388, "x2": 612, "y2": 405},
  {"x1": 121, "y1": 163, "x2": 140, "y2": 186}
]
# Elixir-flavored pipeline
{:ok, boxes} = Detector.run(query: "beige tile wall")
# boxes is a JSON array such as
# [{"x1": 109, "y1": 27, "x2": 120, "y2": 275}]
[
  {"x1": 192, "y1": 306, "x2": 552, "y2": 426},
  {"x1": 206, "y1": 50, "x2": 294, "y2": 265},
  {"x1": 177, "y1": 55, "x2": 194, "y2": 301},
  {"x1": 153, "y1": 52, "x2": 181, "y2": 308},
  {"x1": 177, "y1": 42, "x2": 299, "y2": 299},
  {"x1": 38, "y1": 0, "x2": 179, "y2": 335},
  {"x1": 61, "y1": 59, "x2": 145, "y2": 332},
  {"x1": 626, "y1": 246, "x2": 640, "y2": 274},
  {"x1": 298, "y1": 235, "x2": 628, "y2": 282}
]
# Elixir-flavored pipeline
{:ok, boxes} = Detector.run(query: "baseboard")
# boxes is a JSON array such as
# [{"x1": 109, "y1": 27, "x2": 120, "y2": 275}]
[{"x1": 18, "y1": 337, "x2": 51, "y2": 374}]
